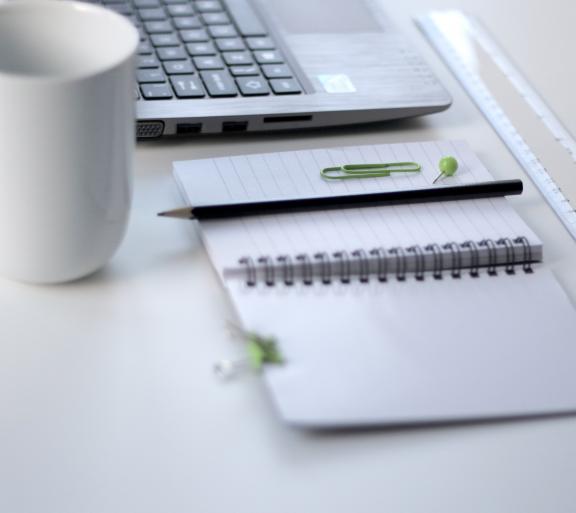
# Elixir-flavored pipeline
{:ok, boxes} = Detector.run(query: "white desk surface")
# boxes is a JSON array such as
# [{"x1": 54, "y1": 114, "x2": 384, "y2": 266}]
[{"x1": 2, "y1": 1, "x2": 576, "y2": 512}]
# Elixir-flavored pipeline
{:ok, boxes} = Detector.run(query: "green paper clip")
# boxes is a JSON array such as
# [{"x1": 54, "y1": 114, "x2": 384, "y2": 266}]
[
  {"x1": 214, "y1": 323, "x2": 285, "y2": 380},
  {"x1": 321, "y1": 162, "x2": 421, "y2": 180}
]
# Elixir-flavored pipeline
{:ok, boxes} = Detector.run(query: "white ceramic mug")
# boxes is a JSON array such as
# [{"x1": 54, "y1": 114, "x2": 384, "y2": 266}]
[{"x1": 0, "y1": 1, "x2": 138, "y2": 284}]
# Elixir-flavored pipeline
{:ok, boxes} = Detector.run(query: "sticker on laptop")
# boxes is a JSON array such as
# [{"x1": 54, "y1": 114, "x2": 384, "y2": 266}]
[{"x1": 317, "y1": 74, "x2": 357, "y2": 94}]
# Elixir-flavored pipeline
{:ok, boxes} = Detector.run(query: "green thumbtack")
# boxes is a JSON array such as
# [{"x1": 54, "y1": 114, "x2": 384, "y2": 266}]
[{"x1": 433, "y1": 156, "x2": 459, "y2": 184}]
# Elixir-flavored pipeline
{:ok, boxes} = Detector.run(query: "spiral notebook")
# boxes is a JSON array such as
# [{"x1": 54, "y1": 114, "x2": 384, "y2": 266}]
[{"x1": 174, "y1": 140, "x2": 576, "y2": 428}]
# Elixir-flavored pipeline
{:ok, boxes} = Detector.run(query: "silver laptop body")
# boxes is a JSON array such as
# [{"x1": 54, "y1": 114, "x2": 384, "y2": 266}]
[{"x1": 134, "y1": 0, "x2": 451, "y2": 138}]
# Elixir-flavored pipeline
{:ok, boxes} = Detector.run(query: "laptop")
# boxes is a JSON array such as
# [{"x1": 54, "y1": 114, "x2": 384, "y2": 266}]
[{"x1": 94, "y1": 0, "x2": 452, "y2": 137}]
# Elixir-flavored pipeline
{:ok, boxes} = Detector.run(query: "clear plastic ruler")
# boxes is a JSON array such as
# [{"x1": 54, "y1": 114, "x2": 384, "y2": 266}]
[{"x1": 417, "y1": 10, "x2": 576, "y2": 241}]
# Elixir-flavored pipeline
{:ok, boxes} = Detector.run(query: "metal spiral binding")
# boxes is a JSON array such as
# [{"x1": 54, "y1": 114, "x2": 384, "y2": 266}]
[
  {"x1": 497, "y1": 238, "x2": 516, "y2": 274},
  {"x1": 277, "y1": 255, "x2": 295, "y2": 286},
  {"x1": 238, "y1": 237, "x2": 535, "y2": 286},
  {"x1": 407, "y1": 245, "x2": 426, "y2": 281},
  {"x1": 352, "y1": 249, "x2": 370, "y2": 283},
  {"x1": 369, "y1": 247, "x2": 388, "y2": 282},
  {"x1": 479, "y1": 239, "x2": 498, "y2": 276},
  {"x1": 333, "y1": 251, "x2": 352, "y2": 283},
  {"x1": 257, "y1": 256, "x2": 275, "y2": 286},
  {"x1": 239, "y1": 257, "x2": 257, "y2": 287},
  {"x1": 425, "y1": 243, "x2": 445, "y2": 279},
  {"x1": 314, "y1": 252, "x2": 332, "y2": 284},
  {"x1": 461, "y1": 240, "x2": 480, "y2": 277},
  {"x1": 389, "y1": 247, "x2": 407, "y2": 281},
  {"x1": 514, "y1": 236, "x2": 534, "y2": 273},
  {"x1": 443, "y1": 242, "x2": 463, "y2": 278},
  {"x1": 296, "y1": 253, "x2": 313, "y2": 285}
]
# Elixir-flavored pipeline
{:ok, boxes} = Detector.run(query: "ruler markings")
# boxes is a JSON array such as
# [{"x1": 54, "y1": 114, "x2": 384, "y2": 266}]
[{"x1": 417, "y1": 10, "x2": 576, "y2": 241}]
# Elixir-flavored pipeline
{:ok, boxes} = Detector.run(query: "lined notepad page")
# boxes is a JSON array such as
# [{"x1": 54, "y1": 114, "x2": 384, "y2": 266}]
[
  {"x1": 174, "y1": 140, "x2": 540, "y2": 273},
  {"x1": 227, "y1": 268, "x2": 576, "y2": 426}
]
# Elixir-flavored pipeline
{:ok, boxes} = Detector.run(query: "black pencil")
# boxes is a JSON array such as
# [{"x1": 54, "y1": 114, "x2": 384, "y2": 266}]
[{"x1": 158, "y1": 179, "x2": 523, "y2": 220}]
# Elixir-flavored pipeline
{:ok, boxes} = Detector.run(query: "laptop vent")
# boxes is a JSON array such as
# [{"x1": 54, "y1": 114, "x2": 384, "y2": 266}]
[{"x1": 137, "y1": 121, "x2": 164, "y2": 139}]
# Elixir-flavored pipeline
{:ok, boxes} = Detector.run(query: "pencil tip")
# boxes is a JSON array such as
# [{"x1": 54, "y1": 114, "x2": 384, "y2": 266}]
[{"x1": 156, "y1": 207, "x2": 194, "y2": 219}]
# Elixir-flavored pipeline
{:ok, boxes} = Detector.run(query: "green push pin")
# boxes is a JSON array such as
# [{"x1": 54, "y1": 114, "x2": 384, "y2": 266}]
[
  {"x1": 214, "y1": 323, "x2": 285, "y2": 380},
  {"x1": 433, "y1": 156, "x2": 459, "y2": 184},
  {"x1": 246, "y1": 336, "x2": 284, "y2": 372}
]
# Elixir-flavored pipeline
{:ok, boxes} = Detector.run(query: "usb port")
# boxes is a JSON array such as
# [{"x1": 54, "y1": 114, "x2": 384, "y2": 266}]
[
  {"x1": 177, "y1": 123, "x2": 203, "y2": 135},
  {"x1": 222, "y1": 121, "x2": 248, "y2": 133}
]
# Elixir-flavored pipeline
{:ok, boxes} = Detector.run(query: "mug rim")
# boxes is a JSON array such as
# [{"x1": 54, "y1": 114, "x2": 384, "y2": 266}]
[{"x1": 0, "y1": 0, "x2": 139, "y2": 83}]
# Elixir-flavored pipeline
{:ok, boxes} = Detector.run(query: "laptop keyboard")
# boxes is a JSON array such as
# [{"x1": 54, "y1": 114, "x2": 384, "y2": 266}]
[{"x1": 85, "y1": 0, "x2": 304, "y2": 100}]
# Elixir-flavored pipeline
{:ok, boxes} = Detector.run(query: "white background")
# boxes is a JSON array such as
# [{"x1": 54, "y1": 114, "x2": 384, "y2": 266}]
[{"x1": 1, "y1": 0, "x2": 576, "y2": 512}]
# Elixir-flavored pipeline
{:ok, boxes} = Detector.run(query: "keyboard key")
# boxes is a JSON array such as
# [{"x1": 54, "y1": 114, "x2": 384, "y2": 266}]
[
  {"x1": 224, "y1": 0, "x2": 267, "y2": 36},
  {"x1": 229, "y1": 64, "x2": 260, "y2": 76},
  {"x1": 138, "y1": 40, "x2": 153, "y2": 54},
  {"x1": 138, "y1": 7, "x2": 167, "y2": 20},
  {"x1": 137, "y1": 69, "x2": 167, "y2": 83},
  {"x1": 126, "y1": 15, "x2": 141, "y2": 27},
  {"x1": 208, "y1": 24, "x2": 238, "y2": 38},
  {"x1": 170, "y1": 75, "x2": 206, "y2": 97},
  {"x1": 222, "y1": 51, "x2": 252, "y2": 66},
  {"x1": 261, "y1": 64, "x2": 292, "y2": 78},
  {"x1": 180, "y1": 28, "x2": 209, "y2": 42},
  {"x1": 245, "y1": 37, "x2": 275, "y2": 50},
  {"x1": 195, "y1": 0, "x2": 223, "y2": 12},
  {"x1": 253, "y1": 50, "x2": 284, "y2": 64},
  {"x1": 108, "y1": 2, "x2": 133, "y2": 15},
  {"x1": 270, "y1": 78, "x2": 302, "y2": 94},
  {"x1": 167, "y1": 3, "x2": 194, "y2": 16},
  {"x1": 132, "y1": 0, "x2": 285, "y2": 102},
  {"x1": 163, "y1": 60, "x2": 195, "y2": 74},
  {"x1": 173, "y1": 16, "x2": 202, "y2": 29},
  {"x1": 186, "y1": 41, "x2": 216, "y2": 56},
  {"x1": 150, "y1": 33, "x2": 179, "y2": 46},
  {"x1": 134, "y1": 0, "x2": 160, "y2": 7},
  {"x1": 193, "y1": 55, "x2": 224, "y2": 69},
  {"x1": 216, "y1": 38, "x2": 245, "y2": 51},
  {"x1": 201, "y1": 12, "x2": 230, "y2": 24},
  {"x1": 138, "y1": 55, "x2": 160, "y2": 68},
  {"x1": 157, "y1": 46, "x2": 187, "y2": 60},
  {"x1": 237, "y1": 76, "x2": 270, "y2": 96},
  {"x1": 144, "y1": 20, "x2": 173, "y2": 33},
  {"x1": 141, "y1": 83, "x2": 174, "y2": 99},
  {"x1": 200, "y1": 70, "x2": 238, "y2": 96}
]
